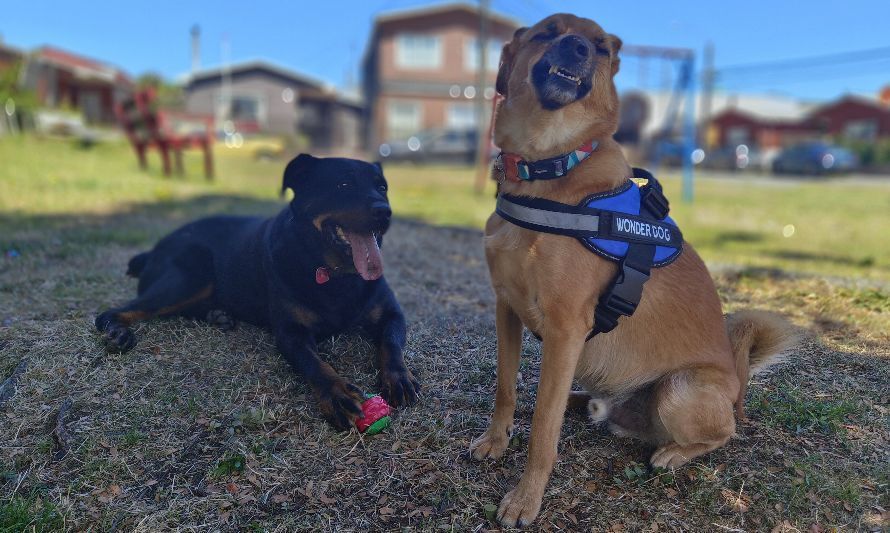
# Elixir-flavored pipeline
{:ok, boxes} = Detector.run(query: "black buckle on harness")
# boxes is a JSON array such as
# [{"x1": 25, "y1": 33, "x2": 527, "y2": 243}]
[
  {"x1": 635, "y1": 168, "x2": 670, "y2": 220},
  {"x1": 587, "y1": 261, "x2": 650, "y2": 340},
  {"x1": 587, "y1": 236, "x2": 655, "y2": 340}
]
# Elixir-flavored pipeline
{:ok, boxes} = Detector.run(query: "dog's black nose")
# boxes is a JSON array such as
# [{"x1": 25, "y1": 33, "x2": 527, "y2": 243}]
[
  {"x1": 560, "y1": 34, "x2": 590, "y2": 60},
  {"x1": 371, "y1": 201, "x2": 392, "y2": 219}
]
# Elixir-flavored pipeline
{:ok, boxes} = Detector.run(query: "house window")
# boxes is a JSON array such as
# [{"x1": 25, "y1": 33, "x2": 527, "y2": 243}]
[
  {"x1": 446, "y1": 103, "x2": 478, "y2": 129},
  {"x1": 219, "y1": 93, "x2": 267, "y2": 126},
  {"x1": 231, "y1": 96, "x2": 259, "y2": 121},
  {"x1": 843, "y1": 119, "x2": 878, "y2": 141},
  {"x1": 395, "y1": 34, "x2": 441, "y2": 69},
  {"x1": 726, "y1": 126, "x2": 750, "y2": 146},
  {"x1": 464, "y1": 38, "x2": 503, "y2": 72},
  {"x1": 387, "y1": 100, "x2": 422, "y2": 139}
]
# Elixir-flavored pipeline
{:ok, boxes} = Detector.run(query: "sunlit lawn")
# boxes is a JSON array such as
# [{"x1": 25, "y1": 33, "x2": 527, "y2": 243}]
[{"x1": 2, "y1": 135, "x2": 889, "y2": 282}]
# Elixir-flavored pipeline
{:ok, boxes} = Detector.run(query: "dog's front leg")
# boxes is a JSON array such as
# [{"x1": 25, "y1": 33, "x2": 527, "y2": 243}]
[
  {"x1": 470, "y1": 298, "x2": 523, "y2": 460},
  {"x1": 497, "y1": 325, "x2": 586, "y2": 528},
  {"x1": 366, "y1": 296, "x2": 420, "y2": 407},
  {"x1": 274, "y1": 322, "x2": 364, "y2": 430}
]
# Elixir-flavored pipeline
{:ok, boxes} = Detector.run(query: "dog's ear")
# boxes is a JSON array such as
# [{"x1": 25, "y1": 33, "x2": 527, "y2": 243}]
[
  {"x1": 496, "y1": 27, "x2": 528, "y2": 96},
  {"x1": 281, "y1": 153, "x2": 318, "y2": 197},
  {"x1": 606, "y1": 33, "x2": 623, "y2": 76},
  {"x1": 372, "y1": 161, "x2": 383, "y2": 174}
]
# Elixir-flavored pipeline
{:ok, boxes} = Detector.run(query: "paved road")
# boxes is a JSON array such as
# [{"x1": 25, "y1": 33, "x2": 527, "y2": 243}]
[{"x1": 687, "y1": 168, "x2": 890, "y2": 185}]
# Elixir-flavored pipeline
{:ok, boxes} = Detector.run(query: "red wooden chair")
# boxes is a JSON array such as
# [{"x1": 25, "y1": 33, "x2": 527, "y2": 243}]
[{"x1": 115, "y1": 88, "x2": 215, "y2": 180}]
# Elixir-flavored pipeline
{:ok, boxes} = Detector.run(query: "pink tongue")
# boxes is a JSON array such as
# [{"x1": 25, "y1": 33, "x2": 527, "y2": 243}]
[{"x1": 344, "y1": 231, "x2": 384, "y2": 281}]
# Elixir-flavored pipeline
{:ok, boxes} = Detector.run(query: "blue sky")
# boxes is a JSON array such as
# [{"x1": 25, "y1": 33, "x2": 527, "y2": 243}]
[{"x1": 2, "y1": 0, "x2": 887, "y2": 101}]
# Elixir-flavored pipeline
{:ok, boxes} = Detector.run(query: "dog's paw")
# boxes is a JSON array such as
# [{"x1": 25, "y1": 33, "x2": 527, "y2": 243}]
[
  {"x1": 650, "y1": 443, "x2": 693, "y2": 469},
  {"x1": 103, "y1": 324, "x2": 137, "y2": 353},
  {"x1": 378, "y1": 368, "x2": 420, "y2": 407},
  {"x1": 497, "y1": 483, "x2": 544, "y2": 528},
  {"x1": 206, "y1": 309, "x2": 236, "y2": 331},
  {"x1": 317, "y1": 380, "x2": 365, "y2": 431},
  {"x1": 470, "y1": 425, "x2": 513, "y2": 460}
]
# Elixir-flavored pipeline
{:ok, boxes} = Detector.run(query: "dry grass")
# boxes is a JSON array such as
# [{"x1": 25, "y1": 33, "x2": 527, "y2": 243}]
[
  {"x1": 1, "y1": 136, "x2": 888, "y2": 531},
  {"x1": 1, "y1": 196, "x2": 888, "y2": 531}
]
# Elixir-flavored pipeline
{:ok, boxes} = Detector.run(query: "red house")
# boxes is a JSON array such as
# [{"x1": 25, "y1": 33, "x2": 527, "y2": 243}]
[
  {"x1": 20, "y1": 46, "x2": 133, "y2": 124},
  {"x1": 709, "y1": 94, "x2": 890, "y2": 150},
  {"x1": 805, "y1": 95, "x2": 890, "y2": 141},
  {"x1": 709, "y1": 108, "x2": 815, "y2": 149}
]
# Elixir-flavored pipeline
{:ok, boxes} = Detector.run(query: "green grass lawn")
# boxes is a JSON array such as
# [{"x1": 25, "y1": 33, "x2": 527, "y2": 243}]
[{"x1": 2, "y1": 135, "x2": 888, "y2": 282}]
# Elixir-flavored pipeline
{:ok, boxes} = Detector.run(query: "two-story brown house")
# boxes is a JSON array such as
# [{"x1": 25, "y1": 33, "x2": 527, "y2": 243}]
[{"x1": 361, "y1": 3, "x2": 519, "y2": 150}]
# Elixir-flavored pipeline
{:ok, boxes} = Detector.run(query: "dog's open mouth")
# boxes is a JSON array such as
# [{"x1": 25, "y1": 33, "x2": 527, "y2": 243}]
[
  {"x1": 532, "y1": 58, "x2": 593, "y2": 109},
  {"x1": 548, "y1": 65, "x2": 582, "y2": 86},
  {"x1": 327, "y1": 223, "x2": 384, "y2": 281}
]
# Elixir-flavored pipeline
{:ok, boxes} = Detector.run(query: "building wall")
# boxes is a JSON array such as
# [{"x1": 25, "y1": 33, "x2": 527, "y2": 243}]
[
  {"x1": 710, "y1": 97, "x2": 890, "y2": 149},
  {"x1": 377, "y1": 12, "x2": 513, "y2": 85},
  {"x1": 365, "y1": 9, "x2": 518, "y2": 148},
  {"x1": 185, "y1": 72, "x2": 300, "y2": 135},
  {"x1": 185, "y1": 68, "x2": 364, "y2": 154},
  {"x1": 373, "y1": 93, "x2": 487, "y2": 144},
  {"x1": 807, "y1": 99, "x2": 890, "y2": 139},
  {"x1": 331, "y1": 104, "x2": 363, "y2": 154}
]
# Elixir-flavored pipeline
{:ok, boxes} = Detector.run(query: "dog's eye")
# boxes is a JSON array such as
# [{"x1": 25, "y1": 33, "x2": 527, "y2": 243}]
[
  {"x1": 594, "y1": 38, "x2": 611, "y2": 56},
  {"x1": 377, "y1": 183, "x2": 388, "y2": 193},
  {"x1": 337, "y1": 181, "x2": 352, "y2": 189}
]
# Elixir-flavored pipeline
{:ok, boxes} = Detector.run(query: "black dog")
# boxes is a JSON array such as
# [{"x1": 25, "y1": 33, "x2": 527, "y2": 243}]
[{"x1": 95, "y1": 154, "x2": 420, "y2": 429}]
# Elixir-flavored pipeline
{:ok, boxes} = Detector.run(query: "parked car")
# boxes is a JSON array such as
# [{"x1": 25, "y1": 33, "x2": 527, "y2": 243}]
[
  {"x1": 378, "y1": 129, "x2": 493, "y2": 164},
  {"x1": 702, "y1": 144, "x2": 767, "y2": 172},
  {"x1": 642, "y1": 138, "x2": 705, "y2": 168},
  {"x1": 772, "y1": 142, "x2": 858, "y2": 175}
]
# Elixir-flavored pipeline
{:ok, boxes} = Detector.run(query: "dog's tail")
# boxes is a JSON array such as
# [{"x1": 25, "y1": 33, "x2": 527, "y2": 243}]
[
  {"x1": 126, "y1": 251, "x2": 151, "y2": 278},
  {"x1": 726, "y1": 310, "x2": 800, "y2": 420}
]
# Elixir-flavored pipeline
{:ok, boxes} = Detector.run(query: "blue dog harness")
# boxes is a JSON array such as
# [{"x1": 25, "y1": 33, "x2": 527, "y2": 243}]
[{"x1": 495, "y1": 167, "x2": 683, "y2": 340}]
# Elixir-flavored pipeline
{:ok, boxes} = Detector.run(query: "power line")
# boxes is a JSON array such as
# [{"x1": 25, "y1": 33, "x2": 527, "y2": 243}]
[
  {"x1": 718, "y1": 46, "x2": 890, "y2": 76},
  {"x1": 718, "y1": 57, "x2": 890, "y2": 87}
]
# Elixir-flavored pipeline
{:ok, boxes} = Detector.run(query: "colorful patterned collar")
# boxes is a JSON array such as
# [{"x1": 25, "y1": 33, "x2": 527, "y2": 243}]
[{"x1": 494, "y1": 140, "x2": 598, "y2": 183}]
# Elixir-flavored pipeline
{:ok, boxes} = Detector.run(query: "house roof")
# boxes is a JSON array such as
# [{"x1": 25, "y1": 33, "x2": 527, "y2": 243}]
[
  {"x1": 183, "y1": 59, "x2": 363, "y2": 106},
  {"x1": 31, "y1": 46, "x2": 131, "y2": 85},
  {"x1": 362, "y1": 2, "x2": 520, "y2": 78},
  {"x1": 373, "y1": 2, "x2": 521, "y2": 29},
  {"x1": 621, "y1": 90, "x2": 816, "y2": 136},
  {"x1": 0, "y1": 41, "x2": 24, "y2": 59},
  {"x1": 807, "y1": 93, "x2": 890, "y2": 117},
  {"x1": 185, "y1": 59, "x2": 330, "y2": 92}
]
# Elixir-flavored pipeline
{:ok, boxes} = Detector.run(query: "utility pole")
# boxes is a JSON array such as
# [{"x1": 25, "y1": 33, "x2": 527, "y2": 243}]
[
  {"x1": 190, "y1": 25, "x2": 201, "y2": 75},
  {"x1": 473, "y1": 0, "x2": 491, "y2": 195},
  {"x1": 220, "y1": 33, "x2": 232, "y2": 131},
  {"x1": 681, "y1": 55, "x2": 696, "y2": 204},
  {"x1": 699, "y1": 41, "x2": 715, "y2": 149}
]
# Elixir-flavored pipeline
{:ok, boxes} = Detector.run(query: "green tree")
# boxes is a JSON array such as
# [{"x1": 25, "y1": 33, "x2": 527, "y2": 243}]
[
  {"x1": 0, "y1": 59, "x2": 38, "y2": 128},
  {"x1": 135, "y1": 71, "x2": 184, "y2": 108}
]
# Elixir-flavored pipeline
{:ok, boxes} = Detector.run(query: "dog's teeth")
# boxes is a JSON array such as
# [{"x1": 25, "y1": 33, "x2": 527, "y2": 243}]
[{"x1": 549, "y1": 65, "x2": 558, "y2": 75}]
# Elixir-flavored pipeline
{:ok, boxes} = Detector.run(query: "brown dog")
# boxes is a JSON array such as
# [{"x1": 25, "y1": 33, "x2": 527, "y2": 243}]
[{"x1": 469, "y1": 14, "x2": 797, "y2": 527}]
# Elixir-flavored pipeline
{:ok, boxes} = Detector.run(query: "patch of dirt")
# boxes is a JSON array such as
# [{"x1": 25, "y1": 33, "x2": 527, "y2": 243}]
[{"x1": 1, "y1": 218, "x2": 887, "y2": 532}]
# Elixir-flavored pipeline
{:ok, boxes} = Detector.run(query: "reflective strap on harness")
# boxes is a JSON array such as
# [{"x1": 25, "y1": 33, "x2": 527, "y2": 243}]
[{"x1": 495, "y1": 196, "x2": 600, "y2": 233}]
